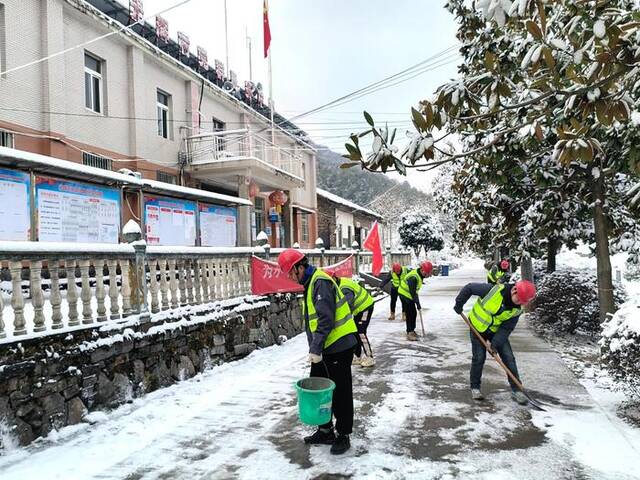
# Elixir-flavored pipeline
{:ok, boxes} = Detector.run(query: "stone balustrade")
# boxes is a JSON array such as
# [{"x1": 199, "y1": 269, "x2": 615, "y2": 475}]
[{"x1": 0, "y1": 241, "x2": 411, "y2": 342}]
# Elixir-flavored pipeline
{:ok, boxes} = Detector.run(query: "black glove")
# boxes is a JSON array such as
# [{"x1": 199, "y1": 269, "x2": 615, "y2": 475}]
[{"x1": 453, "y1": 305, "x2": 463, "y2": 315}]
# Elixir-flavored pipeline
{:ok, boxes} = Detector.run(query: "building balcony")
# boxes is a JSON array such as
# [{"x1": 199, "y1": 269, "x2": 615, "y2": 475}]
[{"x1": 181, "y1": 130, "x2": 305, "y2": 191}]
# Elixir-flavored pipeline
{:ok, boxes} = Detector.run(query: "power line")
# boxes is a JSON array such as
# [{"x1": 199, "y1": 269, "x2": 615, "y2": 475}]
[{"x1": 0, "y1": 0, "x2": 197, "y2": 76}]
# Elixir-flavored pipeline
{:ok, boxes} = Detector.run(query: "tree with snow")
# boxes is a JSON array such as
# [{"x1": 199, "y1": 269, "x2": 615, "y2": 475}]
[
  {"x1": 398, "y1": 212, "x2": 445, "y2": 257},
  {"x1": 343, "y1": 0, "x2": 640, "y2": 320}
]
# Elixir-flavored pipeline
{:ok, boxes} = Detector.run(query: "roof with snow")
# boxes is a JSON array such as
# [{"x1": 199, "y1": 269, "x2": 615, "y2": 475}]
[
  {"x1": 0, "y1": 146, "x2": 252, "y2": 207},
  {"x1": 317, "y1": 188, "x2": 383, "y2": 220}
]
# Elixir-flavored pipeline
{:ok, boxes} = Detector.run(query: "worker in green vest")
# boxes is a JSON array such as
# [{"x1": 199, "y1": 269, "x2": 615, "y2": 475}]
[
  {"x1": 398, "y1": 261, "x2": 433, "y2": 341},
  {"x1": 453, "y1": 280, "x2": 536, "y2": 404},
  {"x1": 278, "y1": 249, "x2": 358, "y2": 455},
  {"x1": 380, "y1": 262, "x2": 408, "y2": 321},
  {"x1": 486, "y1": 259, "x2": 511, "y2": 285},
  {"x1": 335, "y1": 275, "x2": 376, "y2": 367}
]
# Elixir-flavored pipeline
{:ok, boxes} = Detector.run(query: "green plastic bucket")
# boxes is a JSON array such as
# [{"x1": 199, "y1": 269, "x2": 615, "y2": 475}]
[{"x1": 295, "y1": 377, "x2": 336, "y2": 425}]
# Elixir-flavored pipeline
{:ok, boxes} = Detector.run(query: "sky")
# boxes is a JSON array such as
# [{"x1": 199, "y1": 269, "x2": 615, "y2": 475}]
[{"x1": 126, "y1": 0, "x2": 462, "y2": 191}]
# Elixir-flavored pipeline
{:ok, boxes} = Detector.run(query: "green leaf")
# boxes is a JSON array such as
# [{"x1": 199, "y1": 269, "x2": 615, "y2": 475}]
[
  {"x1": 363, "y1": 111, "x2": 374, "y2": 127},
  {"x1": 484, "y1": 51, "x2": 497, "y2": 71},
  {"x1": 411, "y1": 107, "x2": 429, "y2": 132},
  {"x1": 358, "y1": 129, "x2": 371, "y2": 138},
  {"x1": 340, "y1": 162, "x2": 360, "y2": 169},
  {"x1": 393, "y1": 157, "x2": 407, "y2": 175},
  {"x1": 344, "y1": 143, "x2": 362, "y2": 160},
  {"x1": 390, "y1": 128, "x2": 397, "y2": 144}
]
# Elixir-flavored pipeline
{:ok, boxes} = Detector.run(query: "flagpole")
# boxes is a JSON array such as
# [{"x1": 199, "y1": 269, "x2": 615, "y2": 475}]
[
  {"x1": 269, "y1": 49, "x2": 275, "y2": 145},
  {"x1": 224, "y1": 0, "x2": 229, "y2": 78}
]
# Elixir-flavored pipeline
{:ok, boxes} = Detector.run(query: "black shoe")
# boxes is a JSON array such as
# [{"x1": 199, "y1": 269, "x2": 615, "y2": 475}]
[
  {"x1": 330, "y1": 434, "x2": 350, "y2": 455},
  {"x1": 304, "y1": 428, "x2": 336, "y2": 445}
]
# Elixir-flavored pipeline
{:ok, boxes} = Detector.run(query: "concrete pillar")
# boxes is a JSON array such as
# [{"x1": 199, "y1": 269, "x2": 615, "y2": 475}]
[{"x1": 237, "y1": 174, "x2": 251, "y2": 247}]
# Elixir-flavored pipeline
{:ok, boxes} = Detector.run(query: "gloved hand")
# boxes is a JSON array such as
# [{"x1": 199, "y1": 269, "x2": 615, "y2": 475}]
[
  {"x1": 453, "y1": 305, "x2": 463, "y2": 314},
  {"x1": 416, "y1": 304, "x2": 422, "y2": 311},
  {"x1": 486, "y1": 343, "x2": 496, "y2": 355},
  {"x1": 308, "y1": 353, "x2": 322, "y2": 364}
]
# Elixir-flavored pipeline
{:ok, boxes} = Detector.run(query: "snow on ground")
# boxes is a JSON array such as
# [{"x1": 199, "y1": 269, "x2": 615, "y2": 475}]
[{"x1": 1, "y1": 265, "x2": 639, "y2": 479}]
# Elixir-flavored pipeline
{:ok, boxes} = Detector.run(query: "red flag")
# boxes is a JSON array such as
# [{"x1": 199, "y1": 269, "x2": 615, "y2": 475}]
[
  {"x1": 251, "y1": 256, "x2": 303, "y2": 295},
  {"x1": 263, "y1": 0, "x2": 271, "y2": 58},
  {"x1": 363, "y1": 221, "x2": 383, "y2": 276},
  {"x1": 322, "y1": 255, "x2": 354, "y2": 278}
]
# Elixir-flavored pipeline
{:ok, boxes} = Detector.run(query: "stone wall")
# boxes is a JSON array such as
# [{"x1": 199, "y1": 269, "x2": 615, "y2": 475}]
[{"x1": 0, "y1": 294, "x2": 302, "y2": 448}]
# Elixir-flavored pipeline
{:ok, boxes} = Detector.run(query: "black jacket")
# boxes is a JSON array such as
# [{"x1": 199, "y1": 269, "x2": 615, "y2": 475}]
[
  {"x1": 406, "y1": 269, "x2": 423, "y2": 309},
  {"x1": 454, "y1": 282, "x2": 520, "y2": 349},
  {"x1": 303, "y1": 267, "x2": 357, "y2": 355}
]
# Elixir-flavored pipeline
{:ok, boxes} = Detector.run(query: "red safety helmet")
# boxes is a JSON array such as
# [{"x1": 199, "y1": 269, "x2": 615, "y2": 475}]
[
  {"x1": 420, "y1": 261, "x2": 433, "y2": 275},
  {"x1": 392, "y1": 262, "x2": 402, "y2": 274},
  {"x1": 515, "y1": 280, "x2": 536, "y2": 305},
  {"x1": 277, "y1": 248, "x2": 305, "y2": 274},
  {"x1": 500, "y1": 259, "x2": 510, "y2": 270}
]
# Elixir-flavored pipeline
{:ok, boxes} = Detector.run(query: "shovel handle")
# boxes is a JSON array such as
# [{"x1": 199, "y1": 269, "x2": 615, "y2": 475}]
[
  {"x1": 418, "y1": 309, "x2": 426, "y2": 336},
  {"x1": 459, "y1": 313, "x2": 525, "y2": 392}
]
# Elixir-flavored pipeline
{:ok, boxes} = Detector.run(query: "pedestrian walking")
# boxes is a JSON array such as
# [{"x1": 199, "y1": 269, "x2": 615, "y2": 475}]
[
  {"x1": 335, "y1": 275, "x2": 375, "y2": 367},
  {"x1": 278, "y1": 249, "x2": 358, "y2": 455},
  {"x1": 398, "y1": 261, "x2": 433, "y2": 341},
  {"x1": 453, "y1": 280, "x2": 536, "y2": 404},
  {"x1": 379, "y1": 262, "x2": 408, "y2": 321},
  {"x1": 486, "y1": 259, "x2": 511, "y2": 285}
]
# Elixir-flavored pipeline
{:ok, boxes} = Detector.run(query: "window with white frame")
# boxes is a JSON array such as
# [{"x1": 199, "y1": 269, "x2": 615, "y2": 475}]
[
  {"x1": 157, "y1": 90, "x2": 170, "y2": 139},
  {"x1": 300, "y1": 213, "x2": 309, "y2": 243},
  {"x1": 84, "y1": 53, "x2": 103, "y2": 113},
  {"x1": 212, "y1": 117, "x2": 225, "y2": 151},
  {"x1": 0, "y1": 130, "x2": 14, "y2": 148}
]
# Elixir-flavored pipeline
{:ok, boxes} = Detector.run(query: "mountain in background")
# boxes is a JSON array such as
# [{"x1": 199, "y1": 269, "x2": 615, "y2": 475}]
[{"x1": 315, "y1": 146, "x2": 432, "y2": 211}]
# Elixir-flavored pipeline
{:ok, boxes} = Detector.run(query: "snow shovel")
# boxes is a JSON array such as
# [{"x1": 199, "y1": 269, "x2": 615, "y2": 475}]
[
  {"x1": 460, "y1": 313, "x2": 546, "y2": 411},
  {"x1": 418, "y1": 309, "x2": 426, "y2": 337}
]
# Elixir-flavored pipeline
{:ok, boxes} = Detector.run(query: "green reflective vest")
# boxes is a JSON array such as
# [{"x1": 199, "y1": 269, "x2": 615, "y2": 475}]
[
  {"x1": 398, "y1": 269, "x2": 422, "y2": 300},
  {"x1": 487, "y1": 268, "x2": 505, "y2": 284},
  {"x1": 303, "y1": 269, "x2": 357, "y2": 349},
  {"x1": 391, "y1": 266, "x2": 408, "y2": 288},
  {"x1": 469, "y1": 284, "x2": 522, "y2": 333},
  {"x1": 339, "y1": 277, "x2": 374, "y2": 316}
]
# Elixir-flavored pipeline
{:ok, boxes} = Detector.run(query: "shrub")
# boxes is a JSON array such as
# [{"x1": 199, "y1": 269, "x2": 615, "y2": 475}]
[
  {"x1": 600, "y1": 298, "x2": 640, "y2": 399},
  {"x1": 529, "y1": 268, "x2": 627, "y2": 334}
]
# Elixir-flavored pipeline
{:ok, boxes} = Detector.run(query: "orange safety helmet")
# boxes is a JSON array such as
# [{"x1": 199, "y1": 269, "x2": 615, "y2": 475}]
[
  {"x1": 392, "y1": 262, "x2": 402, "y2": 274},
  {"x1": 277, "y1": 248, "x2": 306, "y2": 274},
  {"x1": 420, "y1": 261, "x2": 433, "y2": 275},
  {"x1": 500, "y1": 259, "x2": 510, "y2": 270},
  {"x1": 515, "y1": 280, "x2": 536, "y2": 305}
]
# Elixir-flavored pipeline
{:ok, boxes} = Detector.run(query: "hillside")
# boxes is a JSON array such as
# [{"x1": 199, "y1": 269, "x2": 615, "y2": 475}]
[{"x1": 315, "y1": 147, "x2": 432, "y2": 211}]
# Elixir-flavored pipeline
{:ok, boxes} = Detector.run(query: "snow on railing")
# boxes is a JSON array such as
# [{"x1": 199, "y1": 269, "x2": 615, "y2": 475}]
[{"x1": 0, "y1": 242, "x2": 411, "y2": 343}]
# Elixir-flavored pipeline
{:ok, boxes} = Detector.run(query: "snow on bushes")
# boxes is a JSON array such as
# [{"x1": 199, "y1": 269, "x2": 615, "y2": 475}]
[
  {"x1": 530, "y1": 268, "x2": 627, "y2": 335},
  {"x1": 600, "y1": 298, "x2": 640, "y2": 398}
]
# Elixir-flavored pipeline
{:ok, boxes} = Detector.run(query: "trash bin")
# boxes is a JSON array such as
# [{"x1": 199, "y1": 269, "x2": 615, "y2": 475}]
[{"x1": 440, "y1": 264, "x2": 449, "y2": 276}]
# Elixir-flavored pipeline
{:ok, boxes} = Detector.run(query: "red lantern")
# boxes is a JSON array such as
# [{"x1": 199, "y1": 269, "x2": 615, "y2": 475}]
[{"x1": 269, "y1": 190, "x2": 288, "y2": 206}]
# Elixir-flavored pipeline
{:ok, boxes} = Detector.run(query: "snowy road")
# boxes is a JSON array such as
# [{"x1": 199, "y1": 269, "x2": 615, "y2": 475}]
[{"x1": 1, "y1": 266, "x2": 639, "y2": 479}]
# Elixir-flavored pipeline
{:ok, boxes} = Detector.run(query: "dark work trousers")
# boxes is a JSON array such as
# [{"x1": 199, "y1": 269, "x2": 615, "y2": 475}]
[
  {"x1": 354, "y1": 305, "x2": 374, "y2": 358},
  {"x1": 399, "y1": 296, "x2": 417, "y2": 333},
  {"x1": 310, "y1": 346, "x2": 355, "y2": 436},
  {"x1": 470, "y1": 329, "x2": 521, "y2": 391},
  {"x1": 390, "y1": 287, "x2": 399, "y2": 313}
]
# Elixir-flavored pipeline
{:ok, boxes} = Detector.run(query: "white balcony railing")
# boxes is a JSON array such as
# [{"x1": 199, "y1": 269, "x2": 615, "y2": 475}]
[{"x1": 182, "y1": 129, "x2": 304, "y2": 180}]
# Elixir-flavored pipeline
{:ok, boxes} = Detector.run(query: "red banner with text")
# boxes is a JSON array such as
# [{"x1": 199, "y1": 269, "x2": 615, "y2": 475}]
[{"x1": 250, "y1": 255, "x2": 354, "y2": 295}]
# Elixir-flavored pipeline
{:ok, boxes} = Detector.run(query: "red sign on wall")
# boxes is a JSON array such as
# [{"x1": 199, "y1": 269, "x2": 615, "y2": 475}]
[
  {"x1": 130, "y1": 0, "x2": 144, "y2": 22},
  {"x1": 156, "y1": 16, "x2": 169, "y2": 42},
  {"x1": 177, "y1": 32, "x2": 190, "y2": 56}
]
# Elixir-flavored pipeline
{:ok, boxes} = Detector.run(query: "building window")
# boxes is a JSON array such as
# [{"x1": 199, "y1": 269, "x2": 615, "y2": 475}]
[
  {"x1": 212, "y1": 117, "x2": 225, "y2": 152},
  {"x1": 84, "y1": 53, "x2": 103, "y2": 113},
  {"x1": 82, "y1": 151, "x2": 112, "y2": 171},
  {"x1": 157, "y1": 90, "x2": 170, "y2": 138},
  {"x1": 212, "y1": 117, "x2": 225, "y2": 132},
  {"x1": 301, "y1": 213, "x2": 309, "y2": 243},
  {"x1": 0, "y1": 130, "x2": 14, "y2": 148},
  {"x1": 254, "y1": 197, "x2": 265, "y2": 237},
  {"x1": 157, "y1": 171, "x2": 177, "y2": 184}
]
